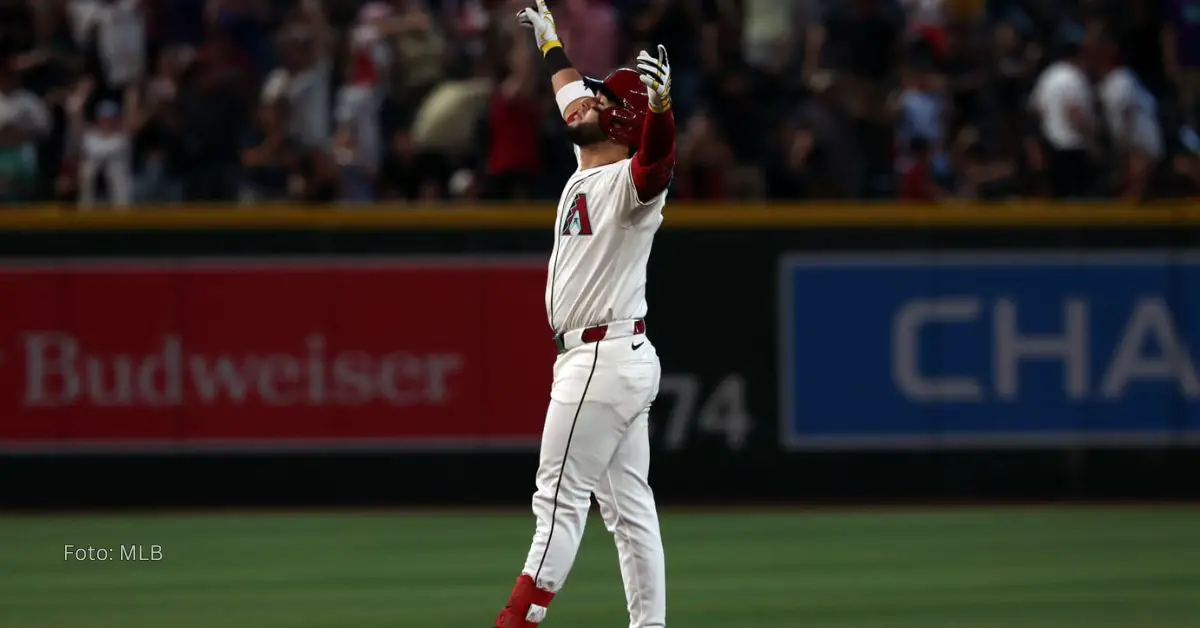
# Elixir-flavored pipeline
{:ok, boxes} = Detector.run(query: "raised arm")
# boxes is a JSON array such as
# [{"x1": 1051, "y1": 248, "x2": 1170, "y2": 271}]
[
  {"x1": 516, "y1": 0, "x2": 593, "y2": 123},
  {"x1": 630, "y1": 45, "x2": 676, "y2": 203}
]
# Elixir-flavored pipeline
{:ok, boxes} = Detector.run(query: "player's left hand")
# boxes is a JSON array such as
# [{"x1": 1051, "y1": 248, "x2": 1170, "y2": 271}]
[{"x1": 636, "y1": 45, "x2": 672, "y2": 114}]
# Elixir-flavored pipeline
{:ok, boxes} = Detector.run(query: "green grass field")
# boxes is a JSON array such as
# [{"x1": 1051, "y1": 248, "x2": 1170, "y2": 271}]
[{"x1": 2, "y1": 507, "x2": 1199, "y2": 627}]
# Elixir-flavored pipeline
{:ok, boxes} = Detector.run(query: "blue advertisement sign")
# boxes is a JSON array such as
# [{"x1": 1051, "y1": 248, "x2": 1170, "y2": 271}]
[{"x1": 778, "y1": 252, "x2": 1200, "y2": 450}]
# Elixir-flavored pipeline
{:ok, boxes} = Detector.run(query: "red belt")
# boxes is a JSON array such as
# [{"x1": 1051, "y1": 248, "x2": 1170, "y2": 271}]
[{"x1": 554, "y1": 319, "x2": 645, "y2": 354}]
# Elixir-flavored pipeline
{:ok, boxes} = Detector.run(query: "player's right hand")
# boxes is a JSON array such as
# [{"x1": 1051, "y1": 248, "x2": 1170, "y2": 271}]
[{"x1": 516, "y1": 0, "x2": 561, "y2": 55}]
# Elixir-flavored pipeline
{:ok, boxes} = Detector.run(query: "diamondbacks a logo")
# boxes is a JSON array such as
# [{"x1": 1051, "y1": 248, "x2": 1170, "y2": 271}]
[{"x1": 561, "y1": 193, "x2": 593, "y2": 236}]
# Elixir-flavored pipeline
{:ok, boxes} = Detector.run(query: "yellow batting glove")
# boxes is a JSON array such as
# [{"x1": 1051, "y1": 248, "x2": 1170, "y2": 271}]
[
  {"x1": 516, "y1": 1, "x2": 561, "y2": 55},
  {"x1": 636, "y1": 45, "x2": 672, "y2": 113}
]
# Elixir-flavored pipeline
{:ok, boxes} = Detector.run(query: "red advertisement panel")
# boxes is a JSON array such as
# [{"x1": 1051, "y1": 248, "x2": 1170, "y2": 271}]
[{"x1": 0, "y1": 258, "x2": 553, "y2": 452}]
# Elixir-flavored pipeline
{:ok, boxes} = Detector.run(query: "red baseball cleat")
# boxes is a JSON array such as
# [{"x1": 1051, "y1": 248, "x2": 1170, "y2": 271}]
[{"x1": 494, "y1": 574, "x2": 554, "y2": 627}]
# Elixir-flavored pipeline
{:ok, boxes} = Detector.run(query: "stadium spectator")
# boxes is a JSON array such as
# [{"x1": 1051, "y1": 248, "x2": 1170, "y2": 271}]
[
  {"x1": 822, "y1": 0, "x2": 905, "y2": 197},
  {"x1": 1029, "y1": 26, "x2": 1098, "y2": 198},
  {"x1": 1096, "y1": 33, "x2": 1163, "y2": 202},
  {"x1": 673, "y1": 109, "x2": 731, "y2": 200},
  {"x1": 333, "y1": 5, "x2": 391, "y2": 204},
  {"x1": 176, "y1": 49, "x2": 247, "y2": 201},
  {"x1": 240, "y1": 98, "x2": 300, "y2": 202},
  {"x1": 75, "y1": 97, "x2": 133, "y2": 208},
  {"x1": 261, "y1": 0, "x2": 333, "y2": 149},
  {"x1": 794, "y1": 71, "x2": 861, "y2": 197},
  {"x1": 903, "y1": 0, "x2": 945, "y2": 29},
  {"x1": 129, "y1": 45, "x2": 190, "y2": 203},
  {"x1": 381, "y1": 0, "x2": 446, "y2": 115},
  {"x1": 289, "y1": 140, "x2": 340, "y2": 203},
  {"x1": 205, "y1": 0, "x2": 274, "y2": 78},
  {"x1": 0, "y1": 0, "x2": 1187, "y2": 206},
  {"x1": 0, "y1": 57, "x2": 49, "y2": 203},
  {"x1": 940, "y1": 23, "x2": 988, "y2": 137},
  {"x1": 377, "y1": 122, "x2": 449, "y2": 201},
  {"x1": 953, "y1": 127, "x2": 1018, "y2": 200},
  {"x1": 629, "y1": 0, "x2": 710, "y2": 124},
  {"x1": 893, "y1": 58, "x2": 949, "y2": 189},
  {"x1": 67, "y1": 0, "x2": 146, "y2": 96},
  {"x1": 1167, "y1": 125, "x2": 1200, "y2": 196},
  {"x1": 553, "y1": 0, "x2": 617, "y2": 80},
  {"x1": 898, "y1": 136, "x2": 943, "y2": 201},
  {"x1": 991, "y1": 19, "x2": 1039, "y2": 166},
  {"x1": 1164, "y1": 0, "x2": 1200, "y2": 126},
  {"x1": 763, "y1": 121, "x2": 813, "y2": 200},
  {"x1": 481, "y1": 44, "x2": 540, "y2": 200},
  {"x1": 742, "y1": 0, "x2": 801, "y2": 78}
]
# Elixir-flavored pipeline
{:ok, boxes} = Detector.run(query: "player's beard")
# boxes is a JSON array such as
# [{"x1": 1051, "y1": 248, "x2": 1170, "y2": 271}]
[{"x1": 565, "y1": 120, "x2": 607, "y2": 147}]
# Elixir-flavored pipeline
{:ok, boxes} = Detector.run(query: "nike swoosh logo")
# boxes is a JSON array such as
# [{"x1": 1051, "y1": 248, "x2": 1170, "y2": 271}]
[{"x1": 632, "y1": 342, "x2": 644, "y2": 350}]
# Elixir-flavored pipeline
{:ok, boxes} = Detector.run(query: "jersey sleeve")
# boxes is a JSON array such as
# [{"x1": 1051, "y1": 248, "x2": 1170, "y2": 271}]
[
  {"x1": 627, "y1": 109, "x2": 676, "y2": 205},
  {"x1": 613, "y1": 159, "x2": 662, "y2": 227}
]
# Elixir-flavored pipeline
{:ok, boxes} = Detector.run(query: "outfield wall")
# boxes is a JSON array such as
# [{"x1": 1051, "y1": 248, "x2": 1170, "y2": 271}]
[{"x1": 2, "y1": 203, "x2": 1199, "y2": 508}]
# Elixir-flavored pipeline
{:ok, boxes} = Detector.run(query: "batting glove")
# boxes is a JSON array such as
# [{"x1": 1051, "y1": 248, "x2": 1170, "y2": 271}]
[
  {"x1": 636, "y1": 45, "x2": 672, "y2": 113},
  {"x1": 516, "y1": 0, "x2": 561, "y2": 55}
]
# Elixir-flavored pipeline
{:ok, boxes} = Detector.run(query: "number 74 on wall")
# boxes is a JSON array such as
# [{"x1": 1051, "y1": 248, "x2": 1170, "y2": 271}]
[{"x1": 654, "y1": 373, "x2": 752, "y2": 451}]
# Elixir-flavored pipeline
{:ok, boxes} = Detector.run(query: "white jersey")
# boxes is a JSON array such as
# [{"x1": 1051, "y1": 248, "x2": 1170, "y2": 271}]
[
  {"x1": 1099, "y1": 67, "x2": 1163, "y2": 161},
  {"x1": 1030, "y1": 61, "x2": 1093, "y2": 150},
  {"x1": 545, "y1": 158, "x2": 667, "y2": 333}
]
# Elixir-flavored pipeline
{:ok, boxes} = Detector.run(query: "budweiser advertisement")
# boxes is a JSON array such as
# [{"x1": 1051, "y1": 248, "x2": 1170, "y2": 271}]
[{"x1": 0, "y1": 258, "x2": 553, "y2": 452}]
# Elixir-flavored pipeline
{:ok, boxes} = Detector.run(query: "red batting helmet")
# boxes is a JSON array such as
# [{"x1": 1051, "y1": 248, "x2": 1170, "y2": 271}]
[{"x1": 582, "y1": 68, "x2": 648, "y2": 146}]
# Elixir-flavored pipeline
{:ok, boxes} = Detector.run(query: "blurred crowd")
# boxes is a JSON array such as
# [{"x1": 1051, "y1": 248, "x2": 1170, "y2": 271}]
[{"x1": 0, "y1": 0, "x2": 1196, "y2": 209}]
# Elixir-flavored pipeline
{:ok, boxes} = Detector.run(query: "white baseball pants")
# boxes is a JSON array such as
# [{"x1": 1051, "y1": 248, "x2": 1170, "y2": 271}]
[{"x1": 521, "y1": 335, "x2": 666, "y2": 628}]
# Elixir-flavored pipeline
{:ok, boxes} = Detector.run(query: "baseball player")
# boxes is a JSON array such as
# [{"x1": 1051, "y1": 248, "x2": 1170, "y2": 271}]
[{"x1": 492, "y1": 2, "x2": 676, "y2": 628}]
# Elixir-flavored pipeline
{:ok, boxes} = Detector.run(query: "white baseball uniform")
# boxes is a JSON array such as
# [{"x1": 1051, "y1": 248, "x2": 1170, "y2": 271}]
[{"x1": 518, "y1": 147, "x2": 669, "y2": 628}]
